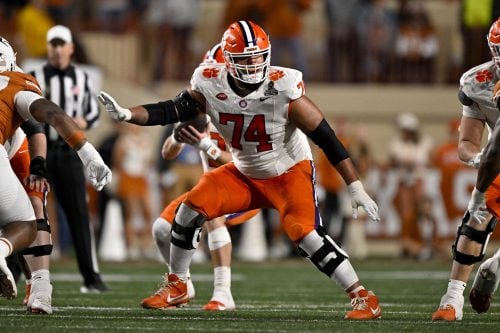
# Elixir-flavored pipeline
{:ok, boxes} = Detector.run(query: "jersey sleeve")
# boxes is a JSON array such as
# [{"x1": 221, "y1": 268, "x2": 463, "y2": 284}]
[
  {"x1": 14, "y1": 91, "x2": 44, "y2": 120},
  {"x1": 271, "y1": 67, "x2": 305, "y2": 101}
]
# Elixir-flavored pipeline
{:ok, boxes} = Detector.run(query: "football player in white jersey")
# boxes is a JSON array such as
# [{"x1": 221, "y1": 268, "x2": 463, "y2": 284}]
[
  {"x1": 99, "y1": 20, "x2": 381, "y2": 319},
  {"x1": 141, "y1": 45, "x2": 250, "y2": 311},
  {"x1": 432, "y1": 17, "x2": 500, "y2": 321}
]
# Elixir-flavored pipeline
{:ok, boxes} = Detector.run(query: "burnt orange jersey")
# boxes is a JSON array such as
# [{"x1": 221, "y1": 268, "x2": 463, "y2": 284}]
[{"x1": 0, "y1": 71, "x2": 42, "y2": 144}]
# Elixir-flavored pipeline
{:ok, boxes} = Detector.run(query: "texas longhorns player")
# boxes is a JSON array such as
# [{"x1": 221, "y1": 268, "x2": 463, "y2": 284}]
[
  {"x1": 99, "y1": 21, "x2": 381, "y2": 319},
  {"x1": 6, "y1": 123, "x2": 54, "y2": 314},
  {"x1": 0, "y1": 36, "x2": 111, "y2": 301}
]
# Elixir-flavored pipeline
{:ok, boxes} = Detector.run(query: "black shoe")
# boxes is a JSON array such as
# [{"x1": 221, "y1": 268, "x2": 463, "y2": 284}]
[{"x1": 80, "y1": 280, "x2": 109, "y2": 294}]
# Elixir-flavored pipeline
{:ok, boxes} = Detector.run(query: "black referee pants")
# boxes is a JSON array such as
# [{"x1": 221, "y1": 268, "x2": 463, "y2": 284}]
[{"x1": 47, "y1": 144, "x2": 103, "y2": 286}]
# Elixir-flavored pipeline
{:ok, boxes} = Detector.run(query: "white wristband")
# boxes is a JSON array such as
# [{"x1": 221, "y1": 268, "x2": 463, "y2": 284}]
[{"x1": 198, "y1": 137, "x2": 221, "y2": 160}]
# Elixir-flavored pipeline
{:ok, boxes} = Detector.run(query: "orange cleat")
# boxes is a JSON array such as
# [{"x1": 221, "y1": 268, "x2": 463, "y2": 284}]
[
  {"x1": 140, "y1": 274, "x2": 188, "y2": 309},
  {"x1": 431, "y1": 304, "x2": 460, "y2": 321},
  {"x1": 203, "y1": 300, "x2": 235, "y2": 311},
  {"x1": 344, "y1": 289, "x2": 381, "y2": 320},
  {"x1": 23, "y1": 283, "x2": 31, "y2": 306}
]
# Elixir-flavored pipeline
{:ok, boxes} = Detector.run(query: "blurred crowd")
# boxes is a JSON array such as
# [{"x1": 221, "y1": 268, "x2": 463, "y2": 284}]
[{"x1": 1, "y1": 0, "x2": 499, "y2": 84}]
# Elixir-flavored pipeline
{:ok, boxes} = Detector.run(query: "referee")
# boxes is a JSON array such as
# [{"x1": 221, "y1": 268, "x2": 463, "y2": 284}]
[{"x1": 29, "y1": 25, "x2": 107, "y2": 293}]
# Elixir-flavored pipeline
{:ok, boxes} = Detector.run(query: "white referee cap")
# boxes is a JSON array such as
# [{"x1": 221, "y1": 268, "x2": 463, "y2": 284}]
[{"x1": 47, "y1": 25, "x2": 72, "y2": 43}]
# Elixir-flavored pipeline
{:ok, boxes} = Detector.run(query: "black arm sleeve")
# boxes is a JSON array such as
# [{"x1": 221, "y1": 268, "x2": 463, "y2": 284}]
[
  {"x1": 142, "y1": 90, "x2": 201, "y2": 126},
  {"x1": 306, "y1": 119, "x2": 349, "y2": 166},
  {"x1": 21, "y1": 117, "x2": 45, "y2": 138}
]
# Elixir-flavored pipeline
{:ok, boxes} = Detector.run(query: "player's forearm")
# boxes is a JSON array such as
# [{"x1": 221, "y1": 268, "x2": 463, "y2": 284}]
[
  {"x1": 333, "y1": 159, "x2": 360, "y2": 186},
  {"x1": 27, "y1": 133, "x2": 47, "y2": 158},
  {"x1": 162, "y1": 136, "x2": 184, "y2": 160},
  {"x1": 458, "y1": 140, "x2": 482, "y2": 163}
]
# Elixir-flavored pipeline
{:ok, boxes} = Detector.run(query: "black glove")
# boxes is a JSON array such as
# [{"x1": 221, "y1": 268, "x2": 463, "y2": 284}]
[{"x1": 30, "y1": 156, "x2": 48, "y2": 178}]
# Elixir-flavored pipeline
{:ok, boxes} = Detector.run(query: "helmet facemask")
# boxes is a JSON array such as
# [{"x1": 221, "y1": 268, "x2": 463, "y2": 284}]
[
  {"x1": 488, "y1": 19, "x2": 500, "y2": 69},
  {"x1": 0, "y1": 37, "x2": 16, "y2": 72},
  {"x1": 224, "y1": 48, "x2": 270, "y2": 84}
]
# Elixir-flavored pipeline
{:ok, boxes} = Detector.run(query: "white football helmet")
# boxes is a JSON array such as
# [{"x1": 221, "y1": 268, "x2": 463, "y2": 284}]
[{"x1": 0, "y1": 37, "x2": 16, "y2": 72}]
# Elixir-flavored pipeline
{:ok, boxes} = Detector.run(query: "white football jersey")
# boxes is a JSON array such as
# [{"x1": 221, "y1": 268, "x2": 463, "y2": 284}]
[
  {"x1": 460, "y1": 61, "x2": 500, "y2": 133},
  {"x1": 190, "y1": 64, "x2": 312, "y2": 179}
]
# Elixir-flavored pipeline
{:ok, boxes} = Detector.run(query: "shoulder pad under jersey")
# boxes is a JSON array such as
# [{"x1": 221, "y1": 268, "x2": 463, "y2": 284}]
[
  {"x1": 458, "y1": 89, "x2": 474, "y2": 106},
  {"x1": 459, "y1": 61, "x2": 497, "y2": 100},
  {"x1": 267, "y1": 66, "x2": 304, "y2": 100}
]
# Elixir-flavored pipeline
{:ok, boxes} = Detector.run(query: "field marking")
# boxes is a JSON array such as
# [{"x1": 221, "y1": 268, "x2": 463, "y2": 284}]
[{"x1": 47, "y1": 270, "x2": 450, "y2": 283}]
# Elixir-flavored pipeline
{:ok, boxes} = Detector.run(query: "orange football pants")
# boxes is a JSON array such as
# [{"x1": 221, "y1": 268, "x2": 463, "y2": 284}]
[
  {"x1": 9, "y1": 138, "x2": 43, "y2": 200},
  {"x1": 160, "y1": 193, "x2": 259, "y2": 227},
  {"x1": 182, "y1": 160, "x2": 320, "y2": 243}
]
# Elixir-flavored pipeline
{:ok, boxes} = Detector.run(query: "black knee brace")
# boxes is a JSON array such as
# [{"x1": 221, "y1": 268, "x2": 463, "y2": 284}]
[
  {"x1": 18, "y1": 219, "x2": 53, "y2": 256},
  {"x1": 298, "y1": 226, "x2": 348, "y2": 277},
  {"x1": 452, "y1": 212, "x2": 497, "y2": 265},
  {"x1": 171, "y1": 204, "x2": 206, "y2": 250}
]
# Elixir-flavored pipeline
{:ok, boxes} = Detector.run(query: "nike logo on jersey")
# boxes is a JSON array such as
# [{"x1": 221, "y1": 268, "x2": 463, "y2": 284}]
[{"x1": 260, "y1": 96, "x2": 271, "y2": 101}]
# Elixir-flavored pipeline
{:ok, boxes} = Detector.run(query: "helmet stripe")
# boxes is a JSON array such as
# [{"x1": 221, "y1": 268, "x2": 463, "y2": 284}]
[
  {"x1": 237, "y1": 21, "x2": 255, "y2": 47},
  {"x1": 208, "y1": 43, "x2": 221, "y2": 60}
]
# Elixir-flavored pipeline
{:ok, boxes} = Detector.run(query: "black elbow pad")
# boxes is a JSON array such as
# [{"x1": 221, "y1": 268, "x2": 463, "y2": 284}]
[
  {"x1": 173, "y1": 90, "x2": 202, "y2": 122},
  {"x1": 307, "y1": 119, "x2": 349, "y2": 165}
]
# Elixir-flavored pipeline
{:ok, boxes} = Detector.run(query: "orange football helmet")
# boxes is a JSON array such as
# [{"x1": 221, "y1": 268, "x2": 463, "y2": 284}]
[
  {"x1": 202, "y1": 43, "x2": 225, "y2": 65},
  {"x1": 0, "y1": 37, "x2": 16, "y2": 72},
  {"x1": 221, "y1": 20, "x2": 271, "y2": 84},
  {"x1": 488, "y1": 17, "x2": 500, "y2": 67}
]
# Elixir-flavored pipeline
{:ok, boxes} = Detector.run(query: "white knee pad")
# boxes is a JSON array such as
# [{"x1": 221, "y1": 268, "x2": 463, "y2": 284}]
[
  {"x1": 152, "y1": 218, "x2": 172, "y2": 264},
  {"x1": 152, "y1": 218, "x2": 172, "y2": 245},
  {"x1": 208, "y1": 227, "x2": 231, "y2": 251}
]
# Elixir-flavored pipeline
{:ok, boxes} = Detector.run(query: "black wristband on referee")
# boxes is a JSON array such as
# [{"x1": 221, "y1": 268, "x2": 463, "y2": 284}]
[{"x1": 30, "y1": 156, "x2": 48, "y2": 178}]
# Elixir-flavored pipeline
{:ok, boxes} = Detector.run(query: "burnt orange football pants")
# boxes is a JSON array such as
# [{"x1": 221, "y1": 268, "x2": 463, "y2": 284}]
[
  {"x1": 180, "y1": 160, "x2": 320, "y2": 243},
  {"x1": 10, "y1": 137, "x2": 43, "y2": 200}
]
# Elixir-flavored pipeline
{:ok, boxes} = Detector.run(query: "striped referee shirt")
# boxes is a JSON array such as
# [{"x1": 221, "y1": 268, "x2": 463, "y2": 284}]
[{"x1": 29, "y1": 64, "x2": 99, "y2": 146}]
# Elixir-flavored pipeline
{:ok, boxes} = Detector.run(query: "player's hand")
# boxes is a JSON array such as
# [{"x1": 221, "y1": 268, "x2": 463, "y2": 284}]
[
  {"x1": 180, "y1": 125, "x2": 221, "y2": 160},
  {"x1": 347, "y1": 180, "x2": 380, "y2": 222},
  {"x1": 468, "y1": 187, "x2": 489, "y2": 224},
  {"x1": 76, "y1": 142, "x2": 112, "y2": 191},
  {"x1": 25, "y1": 156, "x2": 50, "y2": 192},
  {"x1": 24, "y1": 175, "x2": 50, "y2": 193},
  {"x1": 98, "y1": 91, "x2": 131, "y2": 121},
  {"x1": 465, "y1": 149, "x2": 484, "y2": 169}
]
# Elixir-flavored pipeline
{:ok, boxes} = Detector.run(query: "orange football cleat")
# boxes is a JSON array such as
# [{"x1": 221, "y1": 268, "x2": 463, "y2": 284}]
[
  {"x1": 203, "y1": 300, "x2": 235, "y2": 311},
  {"x1": 344, "y1": 289, "x2": 381, "y2": 320},
  {"x1": 140, "y1": 274, "x2": 188, "y2": 309},
  {"x1": 432, "y1": 304, "x2": 460, "y2": 321}
]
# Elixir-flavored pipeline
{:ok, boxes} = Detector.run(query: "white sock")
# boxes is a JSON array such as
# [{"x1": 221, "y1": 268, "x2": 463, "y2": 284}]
[
  {"x1": 331, "y1": 260, "x2": 360, "y2": 290},
  {"x1": 169, "y1": 244, "x2": 195, "y2": 280},
  {"x1": 212, "y1": 266, "x2": 233, "y2": 305},
  {"x1": 31, "y1": 269, "x2": 50, "y2": 283},
  {"x1": 447, "y1": 279, "x2": 466, "y2": 296},
  {"x1": 0, "y1": 238, "x2": 13, "y2": 258}
]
